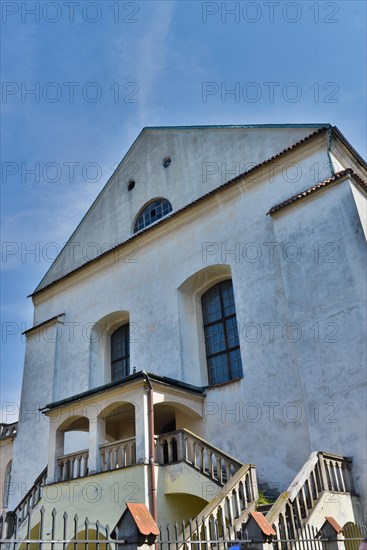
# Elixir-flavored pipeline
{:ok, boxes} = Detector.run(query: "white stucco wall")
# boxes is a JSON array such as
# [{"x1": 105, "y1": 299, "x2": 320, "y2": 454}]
[{"x1": 9, "y1": 130, "x2": 367, "y2": 521}]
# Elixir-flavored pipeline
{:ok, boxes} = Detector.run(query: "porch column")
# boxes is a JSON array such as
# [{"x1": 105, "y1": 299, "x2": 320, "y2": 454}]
[
  {"x1": 135, "y1": 389, "x2": 150, "y2": 464},
  {"x1": 47, "y1": 424, "x2": 64, "y2": 484},
  {"x1": 88, "y1": 416, "x2": 106, "y2": 474}
]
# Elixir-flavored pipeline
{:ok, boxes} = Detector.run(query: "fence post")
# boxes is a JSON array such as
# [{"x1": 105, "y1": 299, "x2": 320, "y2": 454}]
[
  {"x1": 320, "y1": 517, "x2": 345, "y2": 550},
  {"x1": 242, "y1": 511, "x2": 276, "y2": 550}
]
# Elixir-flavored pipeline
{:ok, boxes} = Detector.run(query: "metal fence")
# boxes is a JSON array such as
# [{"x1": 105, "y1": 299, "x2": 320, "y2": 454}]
[{"x1": 0, "y1": 508, "x2": 366, "y2": 550}]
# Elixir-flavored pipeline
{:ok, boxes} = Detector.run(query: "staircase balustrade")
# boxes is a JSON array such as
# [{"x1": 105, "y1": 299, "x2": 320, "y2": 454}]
[
  {"x1": 100, "y1": 437, "x2": 136, "y2": 471},
  {"x1": 266, "y1": 451, "x2": 354, "y2": 539},
  {"x1": 57, "y1": 449, "x2": 89, "y2": 482},
  {"x1": 180, "y1": 463, "x2": 258, "y2": 547},
  {"x1": 13, "y1": 468, "x2": 47, "y2": 527},
  {"x1": 155, "y1": 429, "x2": 242, "y2": 486}
]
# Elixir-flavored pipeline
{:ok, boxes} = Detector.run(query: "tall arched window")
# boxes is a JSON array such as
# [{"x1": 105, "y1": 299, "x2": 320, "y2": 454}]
[
  {"x1": 133, "y1": 198, "x2": 172, "y2": 233},
  {"x1": 111, "y1": 324, "x2": 130, "y2": 381},
  {"x1": 3, "y1": 460, "x2": 12, "y2": 508},
  {"x1": 201, "y1": 280, "x2": 243, "y2": 386}
]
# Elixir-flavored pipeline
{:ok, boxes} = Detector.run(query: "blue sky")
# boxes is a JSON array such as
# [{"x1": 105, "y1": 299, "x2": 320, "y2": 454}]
[{"x1": 1, "y1": 0, "x2": 366, "y2": 422}]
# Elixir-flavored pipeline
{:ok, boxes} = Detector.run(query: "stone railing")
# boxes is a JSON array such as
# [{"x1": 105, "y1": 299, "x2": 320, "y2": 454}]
[
  {"x1": 100, "y1": 437, "x2": 136, "y2": 472},
  {"x1": 57, "y1": 449, "x2": 89, "y2": 482},
  {"x1": 155, "y1": 428, "x2": 243, "y2": 486},
  {"x1": 180, "y1": 463, "x2": 258, "y2": 546},
  {"x1": 266, "y1": 451, "x2": 354, "y2": 536},
  {"x1": 13, "y1": 467, "x2": 47, "y2": 527}
]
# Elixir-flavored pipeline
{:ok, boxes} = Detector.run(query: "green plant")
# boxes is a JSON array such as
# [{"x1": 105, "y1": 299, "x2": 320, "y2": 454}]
[{"x1": 257, "y1": 490, "x2": 276, "y2": 506}]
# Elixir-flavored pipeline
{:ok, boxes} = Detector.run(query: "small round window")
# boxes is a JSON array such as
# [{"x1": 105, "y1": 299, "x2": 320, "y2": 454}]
[
  {"x1": 163, "y1": 157, "x2": 171, "y2": 168},
  {"x1": 127, "y1": 180, "x2": 135, "y2": 191}
]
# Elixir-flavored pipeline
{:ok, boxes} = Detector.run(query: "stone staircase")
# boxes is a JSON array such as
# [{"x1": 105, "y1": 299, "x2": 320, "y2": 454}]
[
  {"x1": 176, "y1": 450, "x2": 356, "y2": 547},
  {"x1": 2, "y1": 438, "x2": 357, "y2": 546},
  {"x1": 265, "y1": 451, "x2": 355, "y2": 535}
]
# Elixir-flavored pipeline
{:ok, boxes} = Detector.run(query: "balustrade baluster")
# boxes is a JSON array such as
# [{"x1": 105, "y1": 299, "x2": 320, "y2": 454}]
[
  {"x1": 329, "y1": 461, "x2": 338, "y2": 491},
  {"x1": 167, "y1": 437, "x2": 173, "y2": 463},
  {"x1": 199, "y1": 445, "x2": 204, "y2": 473},
  {"x1": 120, "y1": 444, "x2": 125, "y2": 468},
  {"x1": 335, "y1": 463, "x2": 345, "y2": 492},
  {"x1": 239, "y1": 481, "x2": 247, "y2": 510},
  {"x1": 294, "y1": 494, "x2": 303, "y2": 523},
  {"x1": 233, "y1": 488, "x2": 241, "y2": 518},
  {"x1": 310, "y1": 469, "x2": 318, "y2": 500},
  {"x1": 304, "y1": 479, "x2": 312, "y2": 508},
  {"x1": 318, "y1": 455, "x2": 329, "y2": 490},
  {"x1": 226, "y1": 495, "x2": 234, "y2": 526},
  {"x1": 83, "y1": 454, "x2": 88, "y2": 477},
  {"x1": 219, "y1": 506, "x2": 226, "y2": 539}
]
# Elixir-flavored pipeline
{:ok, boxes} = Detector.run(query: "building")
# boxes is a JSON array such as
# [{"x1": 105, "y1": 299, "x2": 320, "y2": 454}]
[{"x1": 2, "y1": 124, "x2": 367, "y2": 544}]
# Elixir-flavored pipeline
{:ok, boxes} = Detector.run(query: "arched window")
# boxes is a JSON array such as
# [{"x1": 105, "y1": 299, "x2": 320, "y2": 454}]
[
  {"x1": 133, "y1": 198, "x2": 172, "y2": 233},
  {"x1": 201, "y1": 280, "x2": 243, "y2": 386},
  {"x1": 111, "y1": 324, "x2": 130, "y2": 381},
  {"x1": 3, "y1": 460, "x2": 12, "y2": 508}
]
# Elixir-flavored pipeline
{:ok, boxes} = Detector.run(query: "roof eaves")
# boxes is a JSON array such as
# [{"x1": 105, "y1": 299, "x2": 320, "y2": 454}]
[
  {"x1": 266, "y1": 169, "x2": 367, "y2": 215},
  {"x1": 143, "y1": 123, "x2": 330, "y2": 131},
  {"x1": 332, "y1": 126, "x2": 367, "y2": 170},
  {"x1": 22, "y1": 313, "x2": 65, "y2": 335},
  {"x1": 42, "y1": 371, "x2": 205, "y2": 411}
]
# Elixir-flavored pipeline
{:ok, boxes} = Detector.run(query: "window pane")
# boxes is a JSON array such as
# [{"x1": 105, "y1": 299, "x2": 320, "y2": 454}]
[
  {"x1": 202, "y1": 286, "x2": 222, "y2": 324},
  {"x1": 204, "y1": 322, "x2": 226, "y2": 355},
  {"x1": 221, "y1": 281, "x2": 236, "y2": 316},
  {"x1": 201, "y1": 279, "x2": 243, "y2": 386},
  {"x1": 207, "y1": 354, "x2": 229, "y2": 386},
  {"x1": 111, "y1": 324, "x2": 129, "y2": 381},
  {"x1": 134, "y1": 199, "x2": 172, "y2": 233},
  {"x1": 229, "y1": 349, "x2": 243, "y2": 379},
  {"x1": 225, "y1": 317, "x2": 240, "y2": 348}
]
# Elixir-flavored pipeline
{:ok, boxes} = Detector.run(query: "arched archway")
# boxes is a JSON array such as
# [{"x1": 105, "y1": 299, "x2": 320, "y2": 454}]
[
  {"x1": 99, "y1": 401, "x2": 137, "y2": 471},
  {"x1": 56, "y1": 415, "x2": 90, "y2": 482},
  {"x1": 154, "y1": 401, "x2": 203, "y2": 465}
]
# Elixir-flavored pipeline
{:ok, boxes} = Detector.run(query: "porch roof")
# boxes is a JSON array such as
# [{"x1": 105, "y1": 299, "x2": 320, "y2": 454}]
[{"x1": 41, "y1": 370, "x2": 206, "y2": 411}]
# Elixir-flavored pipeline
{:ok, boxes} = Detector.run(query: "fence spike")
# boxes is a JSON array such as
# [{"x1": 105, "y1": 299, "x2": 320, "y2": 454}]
[{"x1": 63, "y1": 511, "x2": 68, "y2": 550}]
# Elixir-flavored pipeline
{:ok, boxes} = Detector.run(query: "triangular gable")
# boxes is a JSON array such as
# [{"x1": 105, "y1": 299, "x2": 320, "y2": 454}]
[{"x1": 35, "y1": 125, "x2": 328, "y2": 292}]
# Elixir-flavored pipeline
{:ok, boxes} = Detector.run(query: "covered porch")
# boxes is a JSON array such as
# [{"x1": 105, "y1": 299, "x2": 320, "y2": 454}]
[{"x1": 43, "y1": 371, "x2": 207, "y2": 484}]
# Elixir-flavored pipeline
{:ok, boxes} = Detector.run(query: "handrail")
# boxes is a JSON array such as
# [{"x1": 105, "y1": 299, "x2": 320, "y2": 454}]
[
  {"x1": 99, "y1": 436, "x2": 135, "y2": 450},
  {"x1": 190, "y1": 463, "x2": 256, "y2": 524},
  {"x1": 57, "y1": 448, "x2": 88, "y2": 461},
  {"x1": 179, "y1": 428, "x2": 243, "y2": 468}
]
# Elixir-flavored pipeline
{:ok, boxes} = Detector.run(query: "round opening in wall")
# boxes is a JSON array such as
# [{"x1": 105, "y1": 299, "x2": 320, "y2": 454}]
[
  {"x1": 162, "y1": 157, "x2": 171, "y2": 168},
  {"x1": 127, "y1": 180, "x2": 135, "y2": 191}
]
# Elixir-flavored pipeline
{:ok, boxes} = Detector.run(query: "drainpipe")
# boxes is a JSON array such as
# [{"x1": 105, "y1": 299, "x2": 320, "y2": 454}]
[{"x1": 144, "y1": 372, "x2": 157, "y2": 522}]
